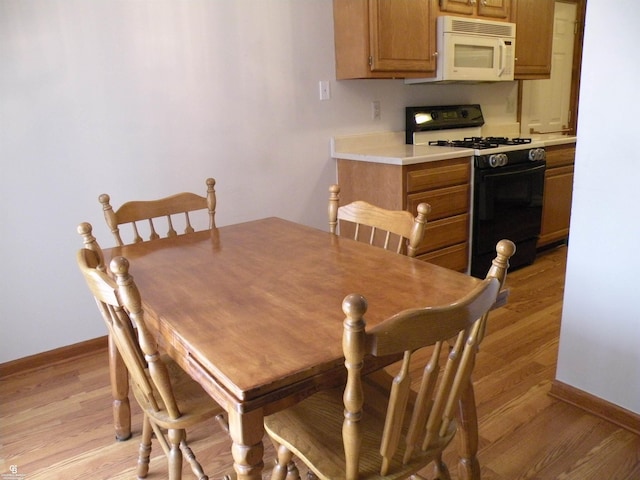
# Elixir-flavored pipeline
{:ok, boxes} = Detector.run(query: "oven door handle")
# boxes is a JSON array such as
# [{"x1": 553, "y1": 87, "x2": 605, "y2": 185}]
[{"x1": 480, "y1": 163, "x2": 545, "y2": 180}]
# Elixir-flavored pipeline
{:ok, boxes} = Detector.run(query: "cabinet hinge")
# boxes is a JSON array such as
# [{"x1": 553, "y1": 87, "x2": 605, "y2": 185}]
[{"x1": 368, "y1": 56, "x2": 373, "y2": 66}]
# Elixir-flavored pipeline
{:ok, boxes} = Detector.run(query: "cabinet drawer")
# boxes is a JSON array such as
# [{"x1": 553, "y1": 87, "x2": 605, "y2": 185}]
[
  {"x1": 545, "y1": 145, "x2": 576, "y2": 168},
  {"x1": 418, "y1": 214, "x2": 469, "y2": 254},
  {"x1": 407, "y1": 184, "x2": 470, "y2": 221},
  {"x1": 545, "y1": 164, "x2": 574, "y2": 179},
  {"x1": 418, "y1": 243, "x2": 469, "y2": 272},
  {"x1": 406, "y1": 159, "x2": 470, "y2": 193}
]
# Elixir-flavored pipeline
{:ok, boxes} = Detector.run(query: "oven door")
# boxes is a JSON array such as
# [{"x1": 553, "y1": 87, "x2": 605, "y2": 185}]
[{"x1": 471, "y1": 161, "x2": 545, "y2": 277}]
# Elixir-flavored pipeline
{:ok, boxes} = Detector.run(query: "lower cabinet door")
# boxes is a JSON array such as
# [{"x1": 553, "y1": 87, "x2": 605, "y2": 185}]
[{"x1": 418, "y1": 243, "x2": 468, "y2": 272}]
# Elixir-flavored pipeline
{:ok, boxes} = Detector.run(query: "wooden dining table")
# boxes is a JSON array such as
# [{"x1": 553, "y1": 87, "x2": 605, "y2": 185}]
[{"x1": 105, "y1": 217, "x2": 486, "y2": 480}]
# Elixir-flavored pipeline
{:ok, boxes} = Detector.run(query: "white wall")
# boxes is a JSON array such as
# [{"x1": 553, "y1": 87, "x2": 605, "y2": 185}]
[
  {"x1": 556, "y1": 1, "x2": 640, "y2": 413},
  {"x1": 0, "y1": 0, "x2": 519, "y2": 363}
]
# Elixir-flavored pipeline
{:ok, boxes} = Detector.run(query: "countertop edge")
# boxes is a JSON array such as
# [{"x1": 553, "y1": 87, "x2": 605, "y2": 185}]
[
  {"x1": 331, "y1": 133, "x2": 577, "y2": 165},
  {"x1": 332, "y1": 148, "x2": 477, "y2": 166}
]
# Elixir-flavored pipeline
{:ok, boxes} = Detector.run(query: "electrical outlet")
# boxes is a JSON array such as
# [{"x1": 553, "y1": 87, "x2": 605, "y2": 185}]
[
  {"x1": 372, "y1": 100, "x2": 381, "y2": 120},
  {"x1": 319, "y1": 80, "x2": 331, "y2": 101}
]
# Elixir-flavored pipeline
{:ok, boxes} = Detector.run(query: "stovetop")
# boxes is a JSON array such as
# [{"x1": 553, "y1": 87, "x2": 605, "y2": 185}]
[{"x1": 428, "y1": 136, "x2": 533, "y2": 150}]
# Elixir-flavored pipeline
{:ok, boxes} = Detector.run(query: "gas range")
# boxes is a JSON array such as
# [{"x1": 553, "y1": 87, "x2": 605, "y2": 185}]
[{"x1": 406, "y1": 104, "x2": 546, "y2": 166}]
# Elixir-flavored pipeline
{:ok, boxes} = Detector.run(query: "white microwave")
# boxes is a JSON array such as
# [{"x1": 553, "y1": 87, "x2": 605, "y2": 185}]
[{"x1": 406, "y1": 16, "x2": 516, "y2": 84}]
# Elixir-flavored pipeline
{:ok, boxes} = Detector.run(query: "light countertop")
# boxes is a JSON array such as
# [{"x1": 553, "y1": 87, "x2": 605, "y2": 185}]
[{"x1": 332, "y1": 131, "x2": 577, "y2": 166}]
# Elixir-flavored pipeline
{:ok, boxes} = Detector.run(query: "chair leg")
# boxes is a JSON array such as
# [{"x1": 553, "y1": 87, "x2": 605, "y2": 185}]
[
  {"x1": 168, "y1": 429, "x2": 185, "y2": 480},
  {"x1": 180, "y1": 439, "x2": 209, "y2": 480},
  {"x1": 432, "y1": 454, "x2": 451, "y2": 480},
  {"x1": 137, "y1": 415, "x2": 153, "y2": 478},
  {"x1": 270, "y1": 442, "x2": 297, "y2": 480},
  {"x1": 215, "y1": 413, "x2": 230, "y2": 434},
  {"x1": 285, "y1": 460, "x2": 301, "y2": 480}
]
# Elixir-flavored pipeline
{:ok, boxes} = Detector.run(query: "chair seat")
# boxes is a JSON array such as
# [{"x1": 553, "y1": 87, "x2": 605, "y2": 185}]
[
  {"x1": 265, "y1": 376, "x2": 456, "y2": 480},
  {"x1": 133, "y1": 355, "x2": 225, "y2": 431}
]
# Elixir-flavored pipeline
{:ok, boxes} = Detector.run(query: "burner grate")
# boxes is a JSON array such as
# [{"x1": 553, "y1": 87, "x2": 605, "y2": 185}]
[{"x1": 429, "y1": 136, "x2": 532, "y2": 150}]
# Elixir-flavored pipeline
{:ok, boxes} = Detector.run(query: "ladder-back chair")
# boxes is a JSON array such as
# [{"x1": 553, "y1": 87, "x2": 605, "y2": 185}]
[
  {"x1": 76, "y1": 231, "x2": 230, "y2": 480},
  {"x1": 328, "y1": 184, "x2": 430, "y2": 257},
  {"x1": 99, "y1": 177, "x2": 217, "y2": 246},
  {"x1": 77, "y1": 222, "x2": 229, "y2": 444},
  {"x1": 265, "y1": 240, "x2": 516, "y2": 480}
]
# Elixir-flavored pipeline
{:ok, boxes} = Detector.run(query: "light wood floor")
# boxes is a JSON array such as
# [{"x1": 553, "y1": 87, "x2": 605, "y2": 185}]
[{"x1": 2, "y1": 245, "x2": 639, "y2": 479}]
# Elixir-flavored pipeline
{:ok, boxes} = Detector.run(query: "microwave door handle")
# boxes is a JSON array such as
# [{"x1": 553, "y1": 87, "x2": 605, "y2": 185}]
[
  {"x1": 498, "y1": 39, "x2": 506, "y2": 77},
  {"x1": 498, "y1": 40, "x2": 507, "y2": 77}
]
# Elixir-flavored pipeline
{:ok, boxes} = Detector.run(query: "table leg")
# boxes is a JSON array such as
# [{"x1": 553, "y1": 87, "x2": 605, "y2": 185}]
[
  {"x1": 456, "y1": 378, "x2": 480, "y2": 480},
  {"x1": 228, "y1": 408, "x2": 265, "y2": 480},
  {"x1": 109, "y1": 334, "x2": 131, "y2": 441}
]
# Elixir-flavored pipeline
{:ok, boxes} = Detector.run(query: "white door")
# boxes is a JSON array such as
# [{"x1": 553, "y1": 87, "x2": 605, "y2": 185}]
[{"x1": 521, "y1": 1, "x2": 577, "y2": 134}]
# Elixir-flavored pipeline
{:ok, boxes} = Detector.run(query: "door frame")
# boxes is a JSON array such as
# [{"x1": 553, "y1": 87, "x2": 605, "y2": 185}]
[
  {"x1": 567, "y1": 0, "x2": 586, "y2": 135},
  {"x1": 517, "y1": 0, "x2": 586, "y2": 136}
]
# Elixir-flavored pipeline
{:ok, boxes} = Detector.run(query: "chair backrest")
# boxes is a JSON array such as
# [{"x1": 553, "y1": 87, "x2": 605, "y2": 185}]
[
  {"x1": 76, "y1": 224, "x2": 182, "y2": 420},
  {"x1": 340, "y1": 239, "x2": 515, "y2": 479},
  {"x1": 99, "y1": 177, "x2": 217, "y2": 246},
  {"x1": 328, "y1": 184, "x2": 430, "y2": 257}
]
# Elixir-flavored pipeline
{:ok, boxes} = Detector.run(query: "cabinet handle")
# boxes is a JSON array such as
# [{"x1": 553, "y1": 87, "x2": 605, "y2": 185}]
[{"x1": 529, "y1": 126, "x2": 572, "y2": 135}]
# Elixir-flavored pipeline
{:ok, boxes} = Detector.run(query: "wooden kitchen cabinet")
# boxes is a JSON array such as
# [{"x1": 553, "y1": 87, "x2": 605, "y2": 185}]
[
  {"x1": 333, "y1": 0, "x2": 436, "y2": 79},
  {"x1": 437, "y1": 0, "x2": 511, "y2": 19},
  {"x1": 538, "y1": 143, "x2": 575, "y2": 248},
  {"x1": 336, "y1": 157, "x2": 471, "y2": 272},
  {"x1": 512, "y1": 0, "x2": 555, "y2": 79}
]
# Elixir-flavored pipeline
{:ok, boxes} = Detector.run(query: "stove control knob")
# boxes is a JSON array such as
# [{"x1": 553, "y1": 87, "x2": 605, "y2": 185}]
[
  {"x1": 488, "y1": 153, "x2": 508, "y2": 167},
  {"x1": 529, "y1": 148, "x2": 546, "y2": 161},
  {"x1": 539, "y1": 148, "x2": 546, "y2": 161}
]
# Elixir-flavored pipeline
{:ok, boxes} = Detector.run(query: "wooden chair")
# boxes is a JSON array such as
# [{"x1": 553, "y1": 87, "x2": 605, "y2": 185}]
[
  {"x1": 76, "y1": 231, "x2": 230, "y2": 480},
  {"x1": 99, "y1": 177, "x2": 217, "y2": 246},
  {"x1": 264, "y1": 240, "x2": 516, "y2": 480},
  {"x1": 78, "y1": 221, "x2": 229, "y2": 444},
  {"x1": 328, "y1": 184, "x2": 430, "y2": 257}
]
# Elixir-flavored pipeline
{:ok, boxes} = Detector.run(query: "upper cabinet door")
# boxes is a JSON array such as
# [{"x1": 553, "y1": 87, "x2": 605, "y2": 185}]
[
  {"x1": 512, "y1": 0, "x2": 555, "y2": 79},
  {"x1": 333, "y1": 0, "x2": 435, "y2": 79},
  {"x1": 369, "y1": 0, "x2": 434, "y2": 73},
  {"x1": 439, "y1": 0, "x2": 510, "y2": 19},
  {"x1": 438, "y1": 0, "x2": 475, "y2": 16},
  {"x1": 477, "y1": 0, "x2": 510, "y2": 18}
]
